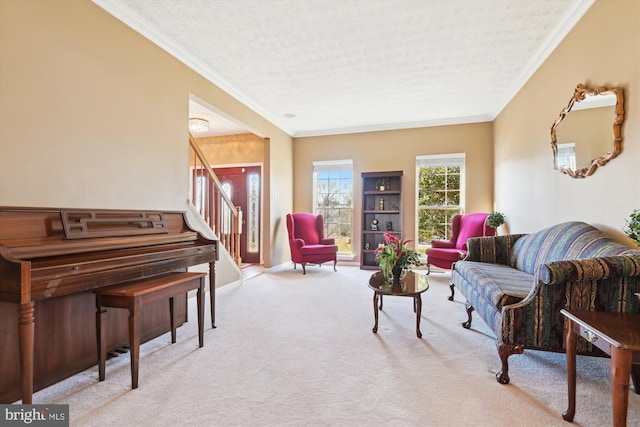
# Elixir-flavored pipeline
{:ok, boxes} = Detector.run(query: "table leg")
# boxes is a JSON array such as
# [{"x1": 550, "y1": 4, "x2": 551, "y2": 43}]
[
  {"x1": 563, "y1": 318, "x2": 577, "y2": 422},
  {"x1": 611, "y1": 346, "x2": 632, "y2": 427},
  {"x1": 372, "y1": 292, "x2": 379, "y2": 334},
  {"x1": 415, "y1": 295, "x2": 422, "y2": 338}
]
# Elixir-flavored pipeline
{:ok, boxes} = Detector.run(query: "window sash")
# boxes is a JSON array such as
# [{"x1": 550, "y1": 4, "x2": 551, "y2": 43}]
[
  {"x1": 416, "y1": 154, "x2": 465, "y2": 247},
  {"x1": 313, "y1": 160, "x2": 353, "y2": 255}
]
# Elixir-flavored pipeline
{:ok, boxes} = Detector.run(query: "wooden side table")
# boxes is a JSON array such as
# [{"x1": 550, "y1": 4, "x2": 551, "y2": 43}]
[{"x1": 561, "y1": 309, "x2": 640, "y2": 427}]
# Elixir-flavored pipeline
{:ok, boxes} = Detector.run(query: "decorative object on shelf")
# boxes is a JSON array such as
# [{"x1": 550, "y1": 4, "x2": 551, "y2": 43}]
[
  {"x1": 623, "y1": 209, "x2": 640, "y2": 246},
  {"x1": 487, "y1": 211, "x2": 505, "y2": 230},
  {"x1": 371, "y1": 218, "x2": 379, "y2": 231},
  {"x1": 379, "y1": 198, "x2": 385, "y2": 210},
  {"x1": 188, "y1": 117, "x2": 209, "y2": 133},
  {"x1": 375, "y1": 233, "x2": 421, "y2": 282},
  {"x1": 379, "y1": 180, "x2": 385, "y2": 191},
  {"x1": 365, "y1": 242, "x2": 370, "y2": 250},
  {"x1": 386, "y1": 221, "x2": 393, "y2": 231}
]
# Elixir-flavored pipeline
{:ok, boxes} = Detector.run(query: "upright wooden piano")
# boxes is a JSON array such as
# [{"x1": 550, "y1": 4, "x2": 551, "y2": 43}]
[{"x1": 0, "y1": 206, "x2": 218, "y2": 403}]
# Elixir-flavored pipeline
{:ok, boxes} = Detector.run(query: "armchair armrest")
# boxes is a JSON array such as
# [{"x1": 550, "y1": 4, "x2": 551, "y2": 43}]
[
  {"x1": 465, "y1": 234, "x2": 526, "y2": 265},
  {"x1": 320, "y1": 237, "x2": 335, "y2": 245},
  {"x1": 431, "y1": 239, "x2": 455, "y2": 249},
  {"x1": 291, "y1": 238, "x2": 306, "y2": 250}
]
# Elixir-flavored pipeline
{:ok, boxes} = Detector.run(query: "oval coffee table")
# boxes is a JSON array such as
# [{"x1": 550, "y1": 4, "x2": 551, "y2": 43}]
[{"x1": 368, "y1": 271, "x2": 430, "y2": 338}]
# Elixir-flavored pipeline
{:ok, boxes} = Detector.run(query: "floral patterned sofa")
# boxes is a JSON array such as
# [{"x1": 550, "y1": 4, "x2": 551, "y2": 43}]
[{"x1": 449, "y1": 221, "x2": 640, "y2": 384}]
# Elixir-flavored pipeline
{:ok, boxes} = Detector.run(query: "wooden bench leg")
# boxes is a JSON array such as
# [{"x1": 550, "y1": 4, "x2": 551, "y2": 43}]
[
  {"x1": 197, "y1": 277, "x2": 204, "y2": 348},
  {"x1": 128, "y1": 298, "x2": 141, "y2": 389},
  {"x1": 96, "y1": 296, "x2": 107, "y2": 382},
  {"x1": 169, "y1": 297, "x2": 176, "y2": 344}
]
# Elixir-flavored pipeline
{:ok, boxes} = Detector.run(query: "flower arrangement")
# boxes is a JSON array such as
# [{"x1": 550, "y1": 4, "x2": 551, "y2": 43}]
[
  {"x1": 623, "y1": 209, "x2": 640, "y2": 247},
  {"x1": 375, "y1": 233, "x2": 422, "y2": 280}
]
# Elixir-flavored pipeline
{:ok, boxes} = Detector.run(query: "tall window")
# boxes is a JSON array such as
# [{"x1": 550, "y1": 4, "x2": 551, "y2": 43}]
[
  {"x1": 416, "y1": 154, "x2": 465, "y2": 252},
  {"x1": 313, "y1": 160, "x2": 353, "y2": 254}
]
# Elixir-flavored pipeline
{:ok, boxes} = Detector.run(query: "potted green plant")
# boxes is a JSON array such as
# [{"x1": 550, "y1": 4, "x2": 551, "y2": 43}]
[
  {"x1": 623, "y1": 209, "x2": 640, "y2": 247},
  {"x1": 487, "y1": 211, "x2": 506, "y2": 229},
  {"x1": 375, "y1": 233, "x2": 422, "y2": 281}
]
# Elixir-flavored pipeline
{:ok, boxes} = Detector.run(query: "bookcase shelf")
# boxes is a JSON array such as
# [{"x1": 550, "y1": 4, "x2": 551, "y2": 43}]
[{"x1": 360, "y1": 171, "x2": 403, "y2": 270}]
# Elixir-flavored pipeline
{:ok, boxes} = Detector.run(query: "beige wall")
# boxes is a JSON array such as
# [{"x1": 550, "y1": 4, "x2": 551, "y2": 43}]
[
  {"x1": 494, "y1": 0, "x2": 639, "y2": 245},
  {"x1": 294, "y1": 123, "x2": 494, "y2": 263},
  {"x1": 196, "y1": 133, "x2": 265, "y2": 165},
  {"x1": 0, "y1": 0, "x2": 293, "y2": 277}
]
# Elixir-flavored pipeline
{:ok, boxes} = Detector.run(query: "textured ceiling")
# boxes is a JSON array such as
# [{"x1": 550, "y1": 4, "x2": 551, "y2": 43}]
[{"x1": 94, "y1": 0, "x2": 594, "y2": 137}]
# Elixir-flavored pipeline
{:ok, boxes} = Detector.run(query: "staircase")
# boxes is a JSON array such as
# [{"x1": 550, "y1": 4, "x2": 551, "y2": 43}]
[{"x1": 188, "y1": 134, "x2": 242, "y2": 266}]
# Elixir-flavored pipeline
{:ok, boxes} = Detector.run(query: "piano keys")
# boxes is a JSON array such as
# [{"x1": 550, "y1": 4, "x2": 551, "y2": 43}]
[{"x1": 0, "y1": 206, "x2": 218, "y2": 403}]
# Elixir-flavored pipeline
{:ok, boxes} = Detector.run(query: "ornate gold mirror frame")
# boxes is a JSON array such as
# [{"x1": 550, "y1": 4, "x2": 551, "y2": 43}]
[{"x1": 550, "y1": 83, "x2": 624, "y2": 178}]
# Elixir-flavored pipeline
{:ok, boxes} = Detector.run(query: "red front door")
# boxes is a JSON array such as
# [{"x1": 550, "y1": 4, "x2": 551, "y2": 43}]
[{"x1": 213, "y1": 166, "x2": 261, "y2": 264}]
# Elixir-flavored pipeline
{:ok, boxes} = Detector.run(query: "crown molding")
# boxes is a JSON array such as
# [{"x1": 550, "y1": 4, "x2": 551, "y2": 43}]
[
  {"x1": 92, "y1": 0, "x2": 294, "y2": 136},
  {"x1": 491, "y1": 0, "x2": 595, "y2": 120},
  {"x1": 93, "y1": 0, "x2": 594, "y2": 139}
]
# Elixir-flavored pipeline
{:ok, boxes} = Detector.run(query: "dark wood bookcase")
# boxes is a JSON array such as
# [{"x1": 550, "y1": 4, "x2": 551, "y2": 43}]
[{"x1": 360, "y1": 171, "x2": 403, "y2": 269}]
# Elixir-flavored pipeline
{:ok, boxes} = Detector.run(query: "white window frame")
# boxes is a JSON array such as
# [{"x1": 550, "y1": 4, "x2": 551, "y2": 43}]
[
  {"x1": 415, "y1": 153, "x2": 466, "y2": 254},
  {"x1": 313, "y1": 159, "x2": 354, "y2": 257}
]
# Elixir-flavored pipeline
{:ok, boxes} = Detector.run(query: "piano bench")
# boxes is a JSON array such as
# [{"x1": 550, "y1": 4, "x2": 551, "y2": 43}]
[{"x1": 94, "y1": 271, "x2": 207, "y2": 389}]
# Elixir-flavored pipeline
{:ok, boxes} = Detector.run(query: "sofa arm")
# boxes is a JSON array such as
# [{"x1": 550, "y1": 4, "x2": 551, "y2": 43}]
[
  {"x1": 320, "y1": 237, "x2": 335, "y2": 245},
  {"x1": 498, "y1": 254, "x2": 640, "y2": 350},
  {"x1": 537, "y1": 255, "x2": 640, "y2": 285},
  {"x1": 465, "y1": 234, "x2": 526, "y2": 265}
]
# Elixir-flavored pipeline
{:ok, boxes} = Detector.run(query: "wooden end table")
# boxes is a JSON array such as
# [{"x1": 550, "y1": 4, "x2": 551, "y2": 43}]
[
  {"x1": 368, "y1": 271, "x2": 429, "y2": 338},
  {"x1": 561, "y1": 308, "x2": 640, "y2": 427}
]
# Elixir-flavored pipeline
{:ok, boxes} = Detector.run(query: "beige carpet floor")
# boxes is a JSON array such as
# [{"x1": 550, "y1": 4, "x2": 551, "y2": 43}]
[{"x1": 29, "y1": 266, "x2": 640, "y2": 426}]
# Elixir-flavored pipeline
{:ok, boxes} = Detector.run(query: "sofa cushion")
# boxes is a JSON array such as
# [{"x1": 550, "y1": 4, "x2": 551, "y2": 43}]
[
  {"x1": 454, "y1": 261, "x2": 533, "y2": 310},
  {"x1": 512, "y1": 221, "x2": 634, "y2": 275}
]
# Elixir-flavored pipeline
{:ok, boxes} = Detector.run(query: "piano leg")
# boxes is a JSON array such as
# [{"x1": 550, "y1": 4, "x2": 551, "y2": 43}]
[{"x1": 18, "y1": 302, "x2": 35, "y2": 404}]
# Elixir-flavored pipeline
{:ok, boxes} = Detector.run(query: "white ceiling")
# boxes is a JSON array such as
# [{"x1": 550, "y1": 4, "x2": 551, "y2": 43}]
[{"x1": 94, "y1": 0, "x2": 594, "y2": 138}]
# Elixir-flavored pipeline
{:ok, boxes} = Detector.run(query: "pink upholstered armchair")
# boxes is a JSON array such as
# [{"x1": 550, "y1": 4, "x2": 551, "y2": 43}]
[
  {"x1": 425, "y1": 213, "x2": 495, "y2": 274},
  {"x1": 286, "y1": 213, "x2": 338, "y2": 274}
]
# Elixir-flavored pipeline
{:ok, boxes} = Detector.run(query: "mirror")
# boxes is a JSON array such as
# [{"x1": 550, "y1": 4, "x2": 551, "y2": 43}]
[{"x1": 550, "y1": 83, "x2": 624, "y2": 178}]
